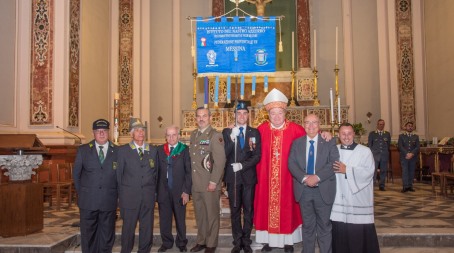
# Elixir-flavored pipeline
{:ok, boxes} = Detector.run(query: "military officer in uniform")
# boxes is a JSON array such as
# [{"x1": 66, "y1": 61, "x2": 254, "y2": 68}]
[
  {"x1": 189, "y1": 107, "x2": 226, "y2": 253},
  {"x1": 398, "y1": 122, "x2": 420, "y2": 193},
  {"x1": 73, "y1": 119, "x2": 118, "y2": 253},
  {"x1": 222, "y1": 101, "x2": 261, "y2": 253},
  {"x1": 117, "y1": 118, "x2": 158, "y2": 253},
  {"x1": 368, "y1": 119, "x2": 391, "y2": 191}
]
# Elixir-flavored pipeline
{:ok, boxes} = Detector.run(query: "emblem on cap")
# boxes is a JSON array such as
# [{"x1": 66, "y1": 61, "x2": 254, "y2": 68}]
[{"x1": 129, "y1": 117, "x2": 145, "y2": 131}]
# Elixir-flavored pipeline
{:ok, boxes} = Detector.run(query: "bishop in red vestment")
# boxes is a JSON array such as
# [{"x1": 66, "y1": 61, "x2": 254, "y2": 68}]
[{"x1": 254, "y1": 88, "x2": 306, "y2": 252}]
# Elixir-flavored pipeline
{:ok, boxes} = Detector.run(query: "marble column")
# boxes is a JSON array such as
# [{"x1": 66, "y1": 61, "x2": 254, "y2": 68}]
[
  {"x1": 212, "y1": 0, "x2": 224, "y2": 17},
  {"x1": 296, "y1": 0, "x2": 311, "y2": 69}
]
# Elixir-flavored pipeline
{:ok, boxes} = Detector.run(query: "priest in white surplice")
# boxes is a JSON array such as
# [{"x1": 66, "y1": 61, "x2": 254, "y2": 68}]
[{"x1": 331, "y1": 123, "x2": 380, "y2": 253}]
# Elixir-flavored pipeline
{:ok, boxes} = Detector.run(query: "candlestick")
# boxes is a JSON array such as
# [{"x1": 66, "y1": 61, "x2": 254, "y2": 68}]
[
  {"x1": 312, "y1": 68, "x2": 319, "y2": 106},
  {"x1": 335, "y1": 27, "x2": 338, "y2": 65},
  {"x1": 292, "y1": 31, "x2": 295, "y2": 70},
  {"x1": 204, "y1": 77, "x2": 209, "y2": 108},
  {"x1": 337, "y1": 97, "x2": 341, "y2": 123},
  {"x1": 113, "y1": 95, "x2": 119, "y2": 144},
  {"x1": 314, "y1": 29, "x2": 317, "y2": 68},
  {"x1": 330, "y1": 88, "x2": 334, "y2": 122}
]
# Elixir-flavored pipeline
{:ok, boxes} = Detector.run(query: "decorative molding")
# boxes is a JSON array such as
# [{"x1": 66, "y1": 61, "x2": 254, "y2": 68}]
[
  {"x1": 395, "y1": 0, "x2": 416, "y2": 128},
  {"x1": 30, "y1": 0, "x2": 54, "y2": 125},
  {"x1": 297, "y1": 0, "x2": 310, "y2": 68},
  {"x1": 68, "y1": 0, "x2": 80, "y2": 127},
  {"x1": 119, "y1": 0, "x2": 134, "y2": 135}
]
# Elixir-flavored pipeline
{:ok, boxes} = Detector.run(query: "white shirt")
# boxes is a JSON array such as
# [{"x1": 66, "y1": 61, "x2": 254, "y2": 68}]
[{"x1": 95, "y1": 142, "x2": 109, "y2": 156}]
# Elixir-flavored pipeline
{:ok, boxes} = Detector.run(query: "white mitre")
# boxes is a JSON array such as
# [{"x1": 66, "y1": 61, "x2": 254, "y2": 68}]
[{"x1": 263, "y1": 88, "x2": 288, "y2": 111}]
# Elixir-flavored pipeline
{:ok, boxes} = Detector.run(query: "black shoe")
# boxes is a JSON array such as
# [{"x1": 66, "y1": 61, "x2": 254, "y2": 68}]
[
  {"x1": 231, "y1": 246, "x2": 241, "y2": 253},
  {"x1": 190, "y1": 244, "x2": 206, "y2": 252},
  {"x1": 284, "y1": 245, "x2": 294, "y2": 252},
  {"x1": 158, "y1": 246, "x2": 170, "y2": 252},
  {"x1": 401, "y1": 188, "x2": 408, "y2": 193},
  {"x1": 408, "y1": 187, "x2": 415, "y2": 192},
  {"x1": 179, "y1": 246, "x2": 188, "y2": 252},
  {"x1": 379, "y1": 186, "x2": 385, "y2": 191},
  {"x1": 243, "y1": 245, "x2": 253, "y2": 253},
  {"x1": 261, "y1": 244, "x2": 272, "y2": 252}
]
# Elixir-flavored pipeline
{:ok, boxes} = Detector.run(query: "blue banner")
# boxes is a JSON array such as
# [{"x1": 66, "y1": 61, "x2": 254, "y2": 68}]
[{"x1": 196, "y1": 17, "x2": 276, "y2": 74}]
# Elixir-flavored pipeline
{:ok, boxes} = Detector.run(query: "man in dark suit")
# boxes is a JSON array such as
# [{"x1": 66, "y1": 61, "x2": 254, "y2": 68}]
[
  {"x1": 189, "y1": 107, "x2": 226, "y2": 253},
  {"x1": 398, "y1": 121, "x2": 420, "y2": 193},
  {"x1": 117, "y1": 118, "x2": 158, "y2": 253},
  {"x1": 73, "y1": 119, "x2": 118, "y2": 253},
  {"x1": 157, "y1": 125, "x2": 192, "y2": 252},
  {"x1": 222, "y1": 101, "x2": 261, "y2": 253},
  {"x1": 368, "y1": 119, "x2": 391, "y2": 191},
  {"x1": 288, "y1": 114, "x2": 340, "y2": 253}
]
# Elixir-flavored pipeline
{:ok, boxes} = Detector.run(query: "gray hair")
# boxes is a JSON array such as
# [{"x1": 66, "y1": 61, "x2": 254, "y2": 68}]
[{"x1": 165, "y1": 124, "x2": 180, "y2": 135}]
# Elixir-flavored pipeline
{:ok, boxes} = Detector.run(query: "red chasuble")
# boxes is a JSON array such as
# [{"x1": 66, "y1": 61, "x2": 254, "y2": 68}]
[{"x1": 254, "y1": 120, "x2": 306, "y2": 234}]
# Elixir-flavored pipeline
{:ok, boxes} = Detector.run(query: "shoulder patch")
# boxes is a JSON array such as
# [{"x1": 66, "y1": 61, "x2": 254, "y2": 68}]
[{"x1": 219, "y1": 138, "x2": 223, "y2": 143}]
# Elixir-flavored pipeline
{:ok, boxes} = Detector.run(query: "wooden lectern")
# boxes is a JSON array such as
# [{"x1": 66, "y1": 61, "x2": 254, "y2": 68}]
[{"x1": 0, "y1": 134, "x2": 47, "y2": 237}]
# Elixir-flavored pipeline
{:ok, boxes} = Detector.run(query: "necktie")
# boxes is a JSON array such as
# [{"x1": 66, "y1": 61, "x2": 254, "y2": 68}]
[
  {"x1": 138, "y1": 147, "x2": 143, "y2": 159},
  {"x1": 99, "y1": 146, "x2": 105, "y2": 164},
  {"x1": 307, "y1": 140, "x2": 315, "y2": 175},
  {"x1": 168, "y1": 146, "x2": 174, "y2": 189},
  {"x1": 239, "y1": 127, "x2": 245, "y2": 149},
  {"x1": 379, "y1": 131, "x2": 382, "y2": 136}
]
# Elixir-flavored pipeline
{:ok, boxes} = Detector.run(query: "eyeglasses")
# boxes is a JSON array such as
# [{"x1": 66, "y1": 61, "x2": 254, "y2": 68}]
[{"x1": 94, "y1": 129, "x2": 108, "y2": 134}]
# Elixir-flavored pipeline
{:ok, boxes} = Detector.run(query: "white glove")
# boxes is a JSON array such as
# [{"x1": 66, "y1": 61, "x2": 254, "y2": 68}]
[
  {"x1": 231, "y1": 163, "x2": 243, "y2": 172},
  {"x1": 230, "y1": 127, "x2": 240, "y2": 141}
]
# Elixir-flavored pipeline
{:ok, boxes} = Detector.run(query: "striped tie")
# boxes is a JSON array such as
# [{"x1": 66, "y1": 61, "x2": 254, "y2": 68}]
[
  {"x1": 99, "y1": 146, "x2": 105, "y2": 164},
  {"x1": 138, "y1": 147, "x2": 143, "y2": 159}
]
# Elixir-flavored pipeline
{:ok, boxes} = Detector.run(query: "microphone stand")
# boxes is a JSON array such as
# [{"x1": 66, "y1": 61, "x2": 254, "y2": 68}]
[{"x1": 56, "y1": 126, "x2": 82, "y2": 145}]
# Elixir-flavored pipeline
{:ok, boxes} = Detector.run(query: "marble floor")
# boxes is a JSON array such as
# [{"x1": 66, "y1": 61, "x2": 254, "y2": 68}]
[{"x1": 1, "y1": 181, "x2": 454, "y2": 252}]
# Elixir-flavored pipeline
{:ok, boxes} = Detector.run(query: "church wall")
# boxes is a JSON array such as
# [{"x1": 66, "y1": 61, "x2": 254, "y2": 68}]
[
  {"x1": 79, "y1": 0, "x2": 111, "y2": 139},
  {"x1": 310, "y1": 0, "x2": 344, "y2": 113},
  {"x1": 147, "y1": 0, "x2": 211, "y2": 140},
  {"x1": 350, "y1": 0, "x2": 380, "y2": 133},
  {"x1": 149, "y1": 0, "x2": 173, "y2": 138},
  {"x1": 0, "y1": 0, "x2": 16, "y2": 127},
  {"x1": 424, "y1": 0, "x2": 454, "y2": 139}
]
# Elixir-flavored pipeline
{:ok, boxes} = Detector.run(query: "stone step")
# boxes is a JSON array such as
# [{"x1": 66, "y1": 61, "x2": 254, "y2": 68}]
[{"x1": 62, "y1": 232, "x2": 454, "y2": 253}]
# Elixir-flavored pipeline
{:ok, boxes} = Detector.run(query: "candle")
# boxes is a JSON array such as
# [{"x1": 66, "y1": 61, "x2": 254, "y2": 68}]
[
  {"x1": 252, "y1": 76, "x2": 256, "y2": 96},
  {"x1": 314, "y1": 29, "x2": 317, "y2": 68},
  {"x1": 330, "y1": 88, "x2": 334, "y2": 122},
  {"x1": 292, "y1": 31, "x2": 295, "y2": 70},
  {"x1": 337, "y1": 97, "x2": 341, "y2": 123},
  {"x1": 240, "y1": 75, "x2": 245, "y2": 99},
  {"x1": 335, "y1": 27, "x2": 338, "y2": 65},
  {"x1": 264, "y1": 76, "x2": 268, "y2": 92},
  {"x1": 114, "y1": 92, "x2": 119, "y2": 100},
  {"x1": 214, "y1": 76, "x2": 219, "y2": 106},
  {"x1": 227, "y1": 76, "x2": 231, "y2": 103}
]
